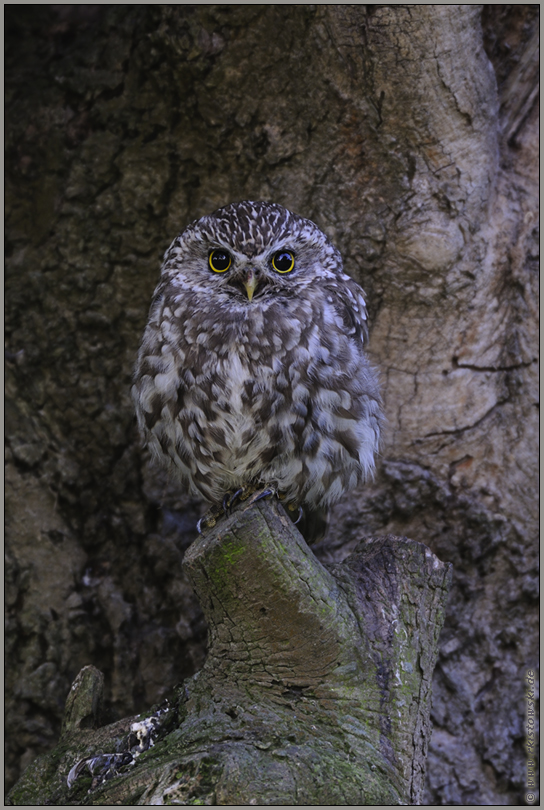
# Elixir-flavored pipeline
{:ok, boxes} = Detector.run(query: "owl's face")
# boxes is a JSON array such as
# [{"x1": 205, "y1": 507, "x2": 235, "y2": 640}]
[{"x1": 160, "y1": 200, "x2": 343, "y2": 307}]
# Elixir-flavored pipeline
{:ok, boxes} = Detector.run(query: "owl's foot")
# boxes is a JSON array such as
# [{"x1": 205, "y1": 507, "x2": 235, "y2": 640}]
[
  {"x1": 223, "y1": 484, "x2": 281, "y2": 512},
  {"x1": 224, "y1": 486, "x2": 256, "y2": 512},
  {"x1": 246, "y1": 486, "x2": 278, "y2": 505},
  {"x1": 245, "y1": 488, "x2": 303, "y2": 524},
  {"x1": 196, "y1": 487, "x2": 302, "y2": 532},
  {"x1": 196, "y1": 502, "x2": 226, "y2": 534},
  {"x1": 196, "y1": 486, "x2": 262, "y2": 532}
]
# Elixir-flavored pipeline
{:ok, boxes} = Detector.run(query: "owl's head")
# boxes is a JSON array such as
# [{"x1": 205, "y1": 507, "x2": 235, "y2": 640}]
[{"x1": 160, "y1": 201, "x2": 344, "y2": 304}]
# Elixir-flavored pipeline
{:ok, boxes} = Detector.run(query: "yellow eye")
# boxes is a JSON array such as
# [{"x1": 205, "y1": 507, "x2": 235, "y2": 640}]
[
  {"x1": 272, "y1": 250, "x2": 295, "y2": 274},
  {"x1": 209, "y1": 249, "x2": 232, "y2": 273}
]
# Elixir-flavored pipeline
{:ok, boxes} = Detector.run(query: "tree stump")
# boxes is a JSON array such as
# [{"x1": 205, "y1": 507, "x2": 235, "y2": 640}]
[{"x1": 7, "y1": 499, "x2": 451, "y2": 806}]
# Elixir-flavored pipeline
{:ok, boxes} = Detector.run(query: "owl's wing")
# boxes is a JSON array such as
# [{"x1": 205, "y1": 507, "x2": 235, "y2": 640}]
[
  {"x1": 132, "y1": 282, "x2": 190, "y2": 447},
  {"x1": 323, "y1": 276, "x2": 370, "y2": 348}
]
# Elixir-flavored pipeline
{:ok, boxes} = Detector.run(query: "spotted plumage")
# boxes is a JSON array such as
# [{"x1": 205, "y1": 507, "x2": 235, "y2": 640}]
[{"x1": 132, "y1": 201, "x2": 382, "y2": 542}]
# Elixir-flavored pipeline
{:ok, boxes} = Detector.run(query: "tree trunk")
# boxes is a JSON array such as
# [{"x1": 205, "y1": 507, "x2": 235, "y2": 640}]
[
  {"x1": 5, "y1": 4, "x2": 538, "y2": 805},
  {"x1": 7, "y1": 499, "x2": 451, "y2": 806}
]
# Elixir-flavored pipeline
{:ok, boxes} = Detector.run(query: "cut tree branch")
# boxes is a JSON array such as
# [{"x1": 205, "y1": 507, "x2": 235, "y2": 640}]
[{"x1": 7, "y1": 498, "x2": 451, "y2": 806}]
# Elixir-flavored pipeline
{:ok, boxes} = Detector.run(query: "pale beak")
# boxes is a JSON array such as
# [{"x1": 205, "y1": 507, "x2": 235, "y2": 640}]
[{"x1": 243, "y1": 270, "x2": 258, "y2": 302}]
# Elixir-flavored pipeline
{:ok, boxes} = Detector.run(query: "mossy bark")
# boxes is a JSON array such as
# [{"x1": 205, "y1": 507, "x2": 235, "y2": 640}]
[{"x1": 8, "y1": 499, "x2": 451, "y2": 806}]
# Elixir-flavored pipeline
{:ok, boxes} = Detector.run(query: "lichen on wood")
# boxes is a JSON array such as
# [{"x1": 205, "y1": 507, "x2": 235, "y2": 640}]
[{"x1": 8, "y1": 499, "x2": 451, "y2": 806}]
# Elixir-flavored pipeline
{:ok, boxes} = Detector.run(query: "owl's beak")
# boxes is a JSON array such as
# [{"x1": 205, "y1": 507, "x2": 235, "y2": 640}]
[{"x1": 243, "y1": 270, "x2": 258, "y2": 302}]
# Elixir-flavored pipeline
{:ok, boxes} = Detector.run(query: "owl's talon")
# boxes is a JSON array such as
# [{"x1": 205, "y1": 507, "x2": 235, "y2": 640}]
[
  {"x1": 227, "y1": 488, "x2": 245, "y2": 511},
  {"x1": 196, "y1": 515, "x2": 217, "y2": 533},
  {"x1": 292, "y1": 506, "x2": 303, "y2": 525},
  {"x1": 196, "y1": 504, "x2": 223, "y2": 533},
  {"x1": 249, "y1": 487, "x2": 277, "y2": 505}
]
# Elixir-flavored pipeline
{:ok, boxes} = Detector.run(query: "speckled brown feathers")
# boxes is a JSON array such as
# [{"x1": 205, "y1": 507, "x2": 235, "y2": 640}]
[{"x1": 132, "y1": 201, "x2": 382, "y2": 542}]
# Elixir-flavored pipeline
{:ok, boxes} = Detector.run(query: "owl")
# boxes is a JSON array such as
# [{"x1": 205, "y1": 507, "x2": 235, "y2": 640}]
[{"x1": 132, "y1": 201, "x2": 382, "y2": 543}]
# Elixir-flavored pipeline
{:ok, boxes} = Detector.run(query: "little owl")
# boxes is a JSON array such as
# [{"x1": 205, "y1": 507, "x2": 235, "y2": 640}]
[{"x1": 132, "y1": 201, "x2": 382, "y2": 543}]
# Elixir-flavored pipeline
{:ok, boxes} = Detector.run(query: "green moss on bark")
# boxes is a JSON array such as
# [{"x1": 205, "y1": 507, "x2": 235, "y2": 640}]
[{"x1": 8, "y1": 500, "x2": 450, "y2": 806}]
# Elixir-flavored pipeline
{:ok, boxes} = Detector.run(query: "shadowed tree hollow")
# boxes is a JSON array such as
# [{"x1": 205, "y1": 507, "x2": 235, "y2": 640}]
[{"x1": 5, "y1": 4, "x2": 538, "y2": 806}]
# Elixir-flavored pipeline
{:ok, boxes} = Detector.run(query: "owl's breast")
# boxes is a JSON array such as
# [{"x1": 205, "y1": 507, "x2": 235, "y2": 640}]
[
  {"x1": 176, "y1": 345, "x2": 285, "y2": 495},
  {"x1": 134, "y1": 288, "x2": 380, "y2": 506}
]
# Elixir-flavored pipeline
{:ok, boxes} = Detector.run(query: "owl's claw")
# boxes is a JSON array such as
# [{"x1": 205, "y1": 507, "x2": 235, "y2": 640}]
[
  {"x1": 224, "y1": 488, "x2": 245, "y2": 513},
  {"x1": 197, "y1": 487, "x2": 300, "y2": 533},
  {"x1": 196, "y1": 502, "x2": 225, "y2": 533},
  {"x1": 197, "y1": 487, "x2": 261, "y2": 532},
  {"x1": 248, "y1": 487, "x2": 277, "y2": 505},
  {"x1": 291, "y1": 505, "x2": 303, "y2": 525}
]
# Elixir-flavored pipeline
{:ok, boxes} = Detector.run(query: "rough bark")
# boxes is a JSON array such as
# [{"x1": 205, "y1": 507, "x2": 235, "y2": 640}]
[
  {"x1": 5, "y1": 4, "x2": 538, "y2": 805},
  {"x1": 7, "y1": 499, "x2": 451, "y2": 806}
]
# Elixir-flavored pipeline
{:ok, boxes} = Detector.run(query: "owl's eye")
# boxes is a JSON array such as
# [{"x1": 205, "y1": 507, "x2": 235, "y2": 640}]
[
  {"x1": 209, "y1": 249, "x2": 232, "y2": 273},
  {"x1": 272, "y1": 250, "x2": 295, "y2": 274}
]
